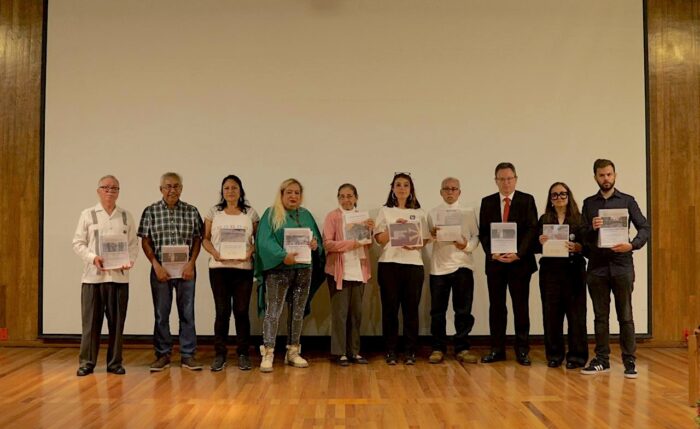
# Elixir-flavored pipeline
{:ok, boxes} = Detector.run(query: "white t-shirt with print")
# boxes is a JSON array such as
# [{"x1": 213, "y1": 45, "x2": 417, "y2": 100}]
[{"x1": 206, "y1": 206, "x2": 259, "y2": 270}]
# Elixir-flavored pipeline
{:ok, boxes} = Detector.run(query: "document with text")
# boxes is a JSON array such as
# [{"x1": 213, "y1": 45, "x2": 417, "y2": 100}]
[
  {"x1": 343, "y1": 211, "x2": 372, "y2": 245},
  {"x1": 100, "y1": 234, "x2": 130, "y2": 270},
  {"x1": 598, "y1": 209, "x2": 629, "y2": 248},
  {"x1": 219, "y1": 227, "x2": 247, "y2": 260},
  {"x1": 284, "y1": 228, "x2": 312, "y2": 263},
  {"x1": 490, "y1": 222, "x2": 517, "y2": 254},
  {"x1": 162, "y1": 245, "x2": 189, "y2": 278},
  {"x1": 435, "y1": 209, "x2": 464, "y2": 242},
  {"x1": 542, "y1": 224, "x2": 569, "y2": 257}
]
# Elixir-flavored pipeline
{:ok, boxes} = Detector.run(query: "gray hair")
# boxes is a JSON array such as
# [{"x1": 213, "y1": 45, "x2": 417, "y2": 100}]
[
  {"x1": 441, "y1": 177, "x2": 460, "y2": 189},
  {"x1": 97, "y1": 174, "x2": 119, "y2": 186},
  {"x1": 160, "y1": 172, "x2": 183, "y2": 186}
]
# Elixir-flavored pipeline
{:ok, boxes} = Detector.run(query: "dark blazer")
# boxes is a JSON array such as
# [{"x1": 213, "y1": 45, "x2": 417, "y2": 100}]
[{"x1": 479, "y1": 190, "x2": 538, "y2": 275}]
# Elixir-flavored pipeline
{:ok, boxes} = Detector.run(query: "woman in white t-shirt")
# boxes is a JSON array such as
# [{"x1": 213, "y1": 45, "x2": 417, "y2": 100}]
[
  {"x1": 373, "y1": 173, "x2": 430, "y2": 365},
  {"x1": 202, "y1": 174, "x2": 259, "y2": 372}
]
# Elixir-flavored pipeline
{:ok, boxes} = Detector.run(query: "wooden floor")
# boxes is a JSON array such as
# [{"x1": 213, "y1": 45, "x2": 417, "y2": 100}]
[{"x1": 0, "y1": 346, "x2": 693, "y2": 428}]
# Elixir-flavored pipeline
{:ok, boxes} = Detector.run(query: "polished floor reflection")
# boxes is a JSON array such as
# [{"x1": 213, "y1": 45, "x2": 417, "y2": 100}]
[{"x1": 0, "y1": 346, "x2": 693, "y2": 428}]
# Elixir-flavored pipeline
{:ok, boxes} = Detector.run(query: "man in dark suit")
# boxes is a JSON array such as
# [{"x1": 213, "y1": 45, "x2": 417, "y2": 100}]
[{"x1": 479, "y1": 162, "x2": 538, "y2": 365}]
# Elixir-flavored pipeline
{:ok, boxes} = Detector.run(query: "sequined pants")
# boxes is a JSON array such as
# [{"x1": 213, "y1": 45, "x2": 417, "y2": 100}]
[{"x1": 262, "y1": 267, "x2": 312, "y2": 348}]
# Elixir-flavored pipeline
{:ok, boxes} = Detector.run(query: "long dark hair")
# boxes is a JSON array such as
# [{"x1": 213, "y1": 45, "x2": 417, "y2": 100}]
[
  {"x1": 384, "y1": 173, "x2": 421, "y2": 209},
  {"x1": 215, "y1": 174, "x2": 250, "y2": 213},
  {"x1": 542, "y1": 182, "x2": 581, "y2": 225}
]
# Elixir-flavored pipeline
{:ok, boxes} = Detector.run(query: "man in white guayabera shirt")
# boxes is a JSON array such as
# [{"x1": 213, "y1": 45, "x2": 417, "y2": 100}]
[{"x1": 72, "y1": 174, "x2": 138, "y2": 376}]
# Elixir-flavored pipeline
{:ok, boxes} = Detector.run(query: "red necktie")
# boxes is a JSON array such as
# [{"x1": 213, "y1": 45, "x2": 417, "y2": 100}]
[{"x1": 503, "y1": 197, "x2": 511, "y2": 222}]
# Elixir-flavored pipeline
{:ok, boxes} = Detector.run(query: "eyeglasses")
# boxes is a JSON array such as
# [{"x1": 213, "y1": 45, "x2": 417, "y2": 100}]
[
  {"x1": 550, "y1": 192, "x2": 569, "y2": 200},
  {"x1": 495, "y1": 176, "x2": 517, "y2": 183},
  {"x1": 161, "y1": 184, "x2": 182, "y2": 191},
  {"x1": 393, "y1": 171, "x2": 411, "y2": 177},
  {"x1": 98, "y1": 186, "x2": 120, "y2": 192},
  {"x1": 441, "y1": 187, "x2": 460, "y2": 192}
]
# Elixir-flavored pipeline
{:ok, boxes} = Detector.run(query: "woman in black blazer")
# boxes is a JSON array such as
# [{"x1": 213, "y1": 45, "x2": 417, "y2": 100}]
[{"x1": 537, "y1": 182, "x2": 588, "y2": 369}]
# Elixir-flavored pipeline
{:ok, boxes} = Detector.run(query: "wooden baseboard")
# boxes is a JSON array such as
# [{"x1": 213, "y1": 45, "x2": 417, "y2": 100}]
[{"x1": 0, "y1": 336, "x2": 688, "y2": 349}]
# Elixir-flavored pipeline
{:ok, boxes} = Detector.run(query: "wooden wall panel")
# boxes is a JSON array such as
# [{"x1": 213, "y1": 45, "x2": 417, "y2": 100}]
[
  {"x1": 0, "y1": 0, "x2": 43, "y2": 342},
  {"x1": 648, "y1": 0, "x2": 700, "y2": 344},
  {"x1": 0, "y1": 0, "x2": 697, "y2": 344}
]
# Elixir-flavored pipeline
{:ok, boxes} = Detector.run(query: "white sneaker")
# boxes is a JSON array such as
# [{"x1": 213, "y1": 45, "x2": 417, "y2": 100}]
[
  {"x1": 285, "y1": 344, "x2": 309, "y2": 368},
  {"x1": 260, "y1": 345, "x2": 274, "y2": 373}
]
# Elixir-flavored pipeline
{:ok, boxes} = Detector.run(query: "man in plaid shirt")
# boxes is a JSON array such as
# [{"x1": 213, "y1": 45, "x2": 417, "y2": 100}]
[{"x1": 139, "y1": 172, "x2": 204, "y2": 372}]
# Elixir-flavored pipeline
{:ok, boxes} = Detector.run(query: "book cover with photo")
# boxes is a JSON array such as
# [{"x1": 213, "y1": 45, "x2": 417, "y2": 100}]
[
  {"x1": 388, "y1": 222, "x2": 423, "y2": 247},
  {"x1": 343, "y1": 211, "x2": 372, "y2": 244}
]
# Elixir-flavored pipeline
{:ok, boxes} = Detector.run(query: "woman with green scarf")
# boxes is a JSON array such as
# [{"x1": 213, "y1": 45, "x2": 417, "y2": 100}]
[{"x1": 255, "y1": 178, "x2": 324, "y2": 372}]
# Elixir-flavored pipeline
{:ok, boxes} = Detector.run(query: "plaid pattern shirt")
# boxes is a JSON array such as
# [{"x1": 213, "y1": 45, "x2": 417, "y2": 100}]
[{"x1": 138, "y1": 199, "x2": 203, "y2": 262}]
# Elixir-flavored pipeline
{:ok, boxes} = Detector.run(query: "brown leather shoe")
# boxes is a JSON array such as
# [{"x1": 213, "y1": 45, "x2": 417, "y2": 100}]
[
  {"x1": 149, "y1": 355, "x2": 171, "y2": 372},
  {"x1": 456, "y1": 350, "x2": 478, "y2": 364},
  {"x1": 428, "y1": 350, "x2": 444, "y2": 364}
]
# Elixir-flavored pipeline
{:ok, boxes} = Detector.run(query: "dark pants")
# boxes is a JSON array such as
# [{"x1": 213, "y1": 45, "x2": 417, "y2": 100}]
[
  {"x1": 587, "y1": 271, "x2": 636, "y2": 364},
  {"x1": 377, "y1": 262, "x2": 424, "y2": 355},
  {"x1": 539, "y1": 261, "x2": 588, "y2": 365},
  {"x1": 486, "y1": 263, "x2": 532, "y2": 355},
  {"x1": 429, "y1": 268, "x2": 475, "y2": 353},
  {"x1": 209, "y1": 268, "x2": 253, "y2": 357},
  {"x1": 327, "y1": 276, "x2": 365, "y2": 357},
  {"x1": 150, "y1": 269, "x2": 197, "y2": 358},
  {"x1": 79, "y1": 282, "x2": 128, "y2": 370}
]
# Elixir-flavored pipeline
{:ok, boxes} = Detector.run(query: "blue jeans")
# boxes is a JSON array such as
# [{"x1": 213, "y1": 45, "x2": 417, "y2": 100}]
[{"x1": 150, "y1": 269, "x2": 197, "y2": 358}]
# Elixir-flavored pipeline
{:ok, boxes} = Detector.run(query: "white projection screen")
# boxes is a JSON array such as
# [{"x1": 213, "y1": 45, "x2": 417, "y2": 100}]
[{"x1": 42, "y1": 0, "x2": 649, "y2": 337}]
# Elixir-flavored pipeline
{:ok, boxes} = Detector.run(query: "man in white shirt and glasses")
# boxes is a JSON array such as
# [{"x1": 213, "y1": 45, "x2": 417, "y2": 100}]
[
  {"x1": 428, "y1": 177, "x2": 480, "y2": 364},
  {"x1": 72, "y1": 175, "x2": 138, "y2": 376}
]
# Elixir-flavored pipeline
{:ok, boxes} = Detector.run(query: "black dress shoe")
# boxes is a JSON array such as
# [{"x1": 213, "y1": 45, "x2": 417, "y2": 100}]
[
  {"x1": 565, "y1": 361, "x2": 583, "y2": 369},
  {"x1": 107, "y1": 366, "x2": 126, "y2": 375},
  {"x1": 335, "y1": 355, "x2": 350, "y2": 367},
  {"x1": 516, "y1": 353, "x2": 532, "y2": 366},
  {"x1": 481, "y1": 352, "x2": 506, "y2": 363},
  {"x1": 76, "y1": 366, "x2": 94, "y2": 376},
  {"x1": 547, "y1": 360, "x2": 562, "y2": 368}
]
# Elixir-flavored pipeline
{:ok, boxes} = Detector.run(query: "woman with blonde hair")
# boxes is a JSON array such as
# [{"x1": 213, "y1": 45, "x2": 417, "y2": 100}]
[{"x1": 254, "y1": 178, "x2": 324, "y2": 372}]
